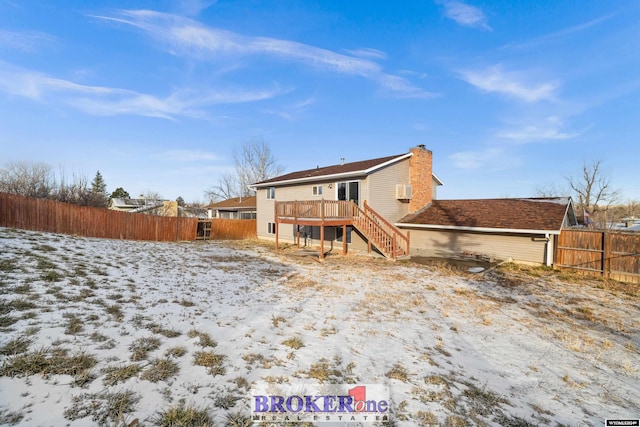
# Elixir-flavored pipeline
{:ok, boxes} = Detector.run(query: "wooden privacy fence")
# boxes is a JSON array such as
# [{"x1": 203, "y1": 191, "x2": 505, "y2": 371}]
[
  {"x1": 556, "y1": 229, "x2": 640, "y2": 283},
  {"x1": 199, "y1": 219, "x2": 256, "y2": 240},
  {"x1": 0, "y1": 192, "x2": 198, "y2": 241}
]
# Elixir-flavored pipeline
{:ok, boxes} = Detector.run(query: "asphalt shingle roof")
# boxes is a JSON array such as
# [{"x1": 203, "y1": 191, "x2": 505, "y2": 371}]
[
  {"x1": 398, "y1": 197, "x2": 572, "y2": 231},
  {"x1": 205, "y1": 196, "x2": 256, "y2": 209},
  {"x1": 253, "y1": 154, "x2": 405, "y2": 186}
]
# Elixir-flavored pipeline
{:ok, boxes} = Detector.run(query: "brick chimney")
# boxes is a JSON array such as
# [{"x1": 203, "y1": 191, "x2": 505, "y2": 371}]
[{"x1": 409, "y1": 145, "x2": 433, "y2": 213}]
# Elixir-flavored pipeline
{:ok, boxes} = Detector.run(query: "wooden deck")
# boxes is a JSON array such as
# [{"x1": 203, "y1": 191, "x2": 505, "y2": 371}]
[{"x1": 274, "y1": 200, "x2": 410, "y2": 260}]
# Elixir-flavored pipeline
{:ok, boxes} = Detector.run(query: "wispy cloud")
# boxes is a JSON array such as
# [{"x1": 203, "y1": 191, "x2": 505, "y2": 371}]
[
  {"x1": 497, "y1": 116, "x2": 583, "y2": 142},
  {"x1": 172, "y1": 0, "x2": 217, "y2": 17},
  {"x1": 344, "y1": 47, "x2": 387, "y2": 60},
  {"x1": 503, "y1": 13, "x2": 616, "y2": 50},
  {"x1": 459, "y1": 65, "x2": 558, "y2": 102},
  {"x1": 262, "y1": 95, "x2": 317, "y2": 121},
  {"x1": 93, "y1": 10, "x2": 434, "y2": 99},
  {"x1": 0, "y1": 30, "x2": 55, "y2": 52},
  {"x1": 0, "y1": 61, "x2": 286, "y2": 119},
  {"x1": 438, "y1": 1, "x2": 491, "y2": 30}
]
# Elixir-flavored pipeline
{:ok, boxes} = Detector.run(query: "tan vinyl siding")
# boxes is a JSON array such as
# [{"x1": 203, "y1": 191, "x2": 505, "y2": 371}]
[
  {"x1": 256, "y1": 188, "x2": 275, "y2": 240},
  {"x1": 366, "y1": 159, "x2": 411, "y2": 223},
  {"x1": 405, "y1": 229, "x2": 548, "y2": 264}
]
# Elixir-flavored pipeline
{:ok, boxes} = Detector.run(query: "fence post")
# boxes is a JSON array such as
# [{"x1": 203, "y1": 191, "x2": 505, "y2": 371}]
[{"x1": 602, "y1": 231, "x2": 610, "y2": 278}]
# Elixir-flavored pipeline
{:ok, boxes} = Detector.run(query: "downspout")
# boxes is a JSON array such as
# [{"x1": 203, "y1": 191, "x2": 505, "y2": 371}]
[{"x1": 545, "y1": 233, "x2": 552, "y2": 267}]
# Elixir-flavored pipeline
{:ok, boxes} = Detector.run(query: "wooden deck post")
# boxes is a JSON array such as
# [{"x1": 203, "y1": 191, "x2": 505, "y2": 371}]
[
  {"x1": 406, "y1": 230, "x2": 410, "y2": 256},
  {"x1": 342, "y1": 224, "x2": 347, "y2": 255},
  {"x1": 392, "y1": 233, "x2": 397, "y2": 261},
  {"x1": 319, "y1": 199, "x2": 325, "y2": 259}
]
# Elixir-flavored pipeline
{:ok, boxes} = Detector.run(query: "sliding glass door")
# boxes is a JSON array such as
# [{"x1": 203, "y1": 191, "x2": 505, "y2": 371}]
[{"x1": 337, "y1": 181, "x2": 359, "y2": 206}]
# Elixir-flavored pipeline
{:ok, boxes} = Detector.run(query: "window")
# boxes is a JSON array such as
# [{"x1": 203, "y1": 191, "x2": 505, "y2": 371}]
[
  {"x1": 266, "y1": 187, "x2": 275, "y2": 199},
  {"x1": 267, "y1": 222, "x2": 276, "y2": 234},
  {"x1": 336, "y1": 226, "x2": 352, "y2": 243},
  {"x1": 312, "y1": 185, "x2": 323, "y2": 196}
]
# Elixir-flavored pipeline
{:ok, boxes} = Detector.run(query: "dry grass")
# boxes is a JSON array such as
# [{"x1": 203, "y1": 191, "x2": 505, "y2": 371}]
[
  {"x1": 386, "y1": 363, "x2": 409, "y2": 382},
  {"x1": 0, "y1": 336, "x2": 32, "y2": 356},
  {"x1": 187, "y1": 329, "x2": 217, "y2": 348},
  {"x1": 140, "y1": 358, "x2": 179, "y2": 383},
  {"x1": 298, "y1": 358, "x2": 344, "y2": 383},
  {"x1": 193, "y1": 350, "x2": 226, "y2": 376},
  {"x1": 282, "y1": 336, "x2": 304, "y2": 349},
  {"x1": 129, "y1": 337, "x2": 162, "y2": 361},
  {"x1": 102, "y1": 363, "x2": 142, "y2": 386},
  {"x1": 151, "y1": 403, "x2": 212, "y2": 427},
  {"x1": 0, "y1": 348, "x2": 97, "y2": 378},
  {"x1": 64, "y1": 390, "x2": 140, "y2": 426},
  {"x1": 163, "y1": 346, "x2": 187, "y2": 358}
]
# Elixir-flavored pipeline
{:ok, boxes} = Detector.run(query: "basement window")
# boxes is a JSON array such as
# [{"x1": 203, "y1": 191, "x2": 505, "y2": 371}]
[{"x1": 267, "y1": 222, "x2": 276, "y2": 234}]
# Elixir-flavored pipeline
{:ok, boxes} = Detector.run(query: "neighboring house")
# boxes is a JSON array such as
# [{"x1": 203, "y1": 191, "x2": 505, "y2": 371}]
[
  {"x1": 205, "y1": 196, "x2": 257, "y2": 219},
  {"x1": 251, "y1": 145, "x2": 443, "y2": 259},
  {"x1": 179, "y1": 206, "x2": 209, "y2": 219},
  {"x1": 109, "y1": 198, "x2": 178, "y2": 217},
  {"x1": 396, "y1": 197, "x2": 578, "y2": 266}
]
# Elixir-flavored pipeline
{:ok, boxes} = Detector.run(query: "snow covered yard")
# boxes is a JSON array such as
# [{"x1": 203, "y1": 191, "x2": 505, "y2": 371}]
[{"x1": 0, "y1": 227, "x2": 638, "y2": 427}]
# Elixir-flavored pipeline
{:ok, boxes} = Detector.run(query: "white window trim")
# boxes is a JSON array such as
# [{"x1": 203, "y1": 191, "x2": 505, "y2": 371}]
[
  {"x1": 312, "y1": 185, "x2": 323, "y2": 196},
  {"x1": 266, "y1": 187, "x2": 275, "y2": 200}
]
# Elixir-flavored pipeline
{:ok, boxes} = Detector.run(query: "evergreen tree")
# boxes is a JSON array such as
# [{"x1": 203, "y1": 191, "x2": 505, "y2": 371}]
[
  {"x1": 110, "y1": 187, "x2": 130, "y2": 200},
  {"x1": 90, "y1": 171, "x2": 109, "y2": 208},
  {"x1": 176, "y1": 196, "x2": 185, "y2": 207},
  {"x1": 91, "y1": 171, "x2": 107, "y2": 195}
]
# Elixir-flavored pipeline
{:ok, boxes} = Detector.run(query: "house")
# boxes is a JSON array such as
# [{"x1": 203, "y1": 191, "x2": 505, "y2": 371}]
[
  {"x1": 251, "y1": 145, "x2": 442, "y2": 259},
  {"x1": 110, "y1": 198, "x2": 182, "y2": 217},
  {"x1": 178, "y1": 206, "x2": 209, "y2": 219},
  {"x1": 251, "y1": 145, "x2": 579, "y2": 265},
  {"x1": 205, "y1": 196, "x2": 257, "y2": 219},
  {"x1": 396, "y1": 197, "x2": 578, "y2": 266}
]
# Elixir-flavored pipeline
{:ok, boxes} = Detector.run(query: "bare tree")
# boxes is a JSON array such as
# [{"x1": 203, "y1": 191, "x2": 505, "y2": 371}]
[
  {"x1": 205, "y1": 138, "x2": 284, "y2": 202},
  {"x1": 0, "y1": 161, "x2": 54, "y2": 198},
  {"x1": 567, "y1": 159, "x2": 620, "y2": 214},
  {"x1": 534, "y1": 182, "x2": 568, "y2": 198},
  {"x1": 205, "y1": 171, "x2": 239, "y2": 202},
  {"x1": 564, "y1": 159, "x2": 621, "y2": 228},
  {"x1": 54, "y1": 170, "x2": 108, "y2": 207}
]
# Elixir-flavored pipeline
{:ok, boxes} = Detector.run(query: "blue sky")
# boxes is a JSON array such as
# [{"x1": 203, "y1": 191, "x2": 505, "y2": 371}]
[{"x1": 1, "y1": 0, "x2": 639, "y2": 203}]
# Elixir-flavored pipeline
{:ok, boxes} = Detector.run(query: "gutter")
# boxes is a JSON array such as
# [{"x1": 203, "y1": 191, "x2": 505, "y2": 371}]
[{"x1": 394, "y1": 222, "x2": 562, "y2": 236}]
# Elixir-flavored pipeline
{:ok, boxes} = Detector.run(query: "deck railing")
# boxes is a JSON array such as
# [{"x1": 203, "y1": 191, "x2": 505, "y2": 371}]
[
  {"x1": 275, "y1": 200, "x2": 356, "y2": 220},
  {"x1": 356, "y1": 201, "x2": 410, "y2": 260}
]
